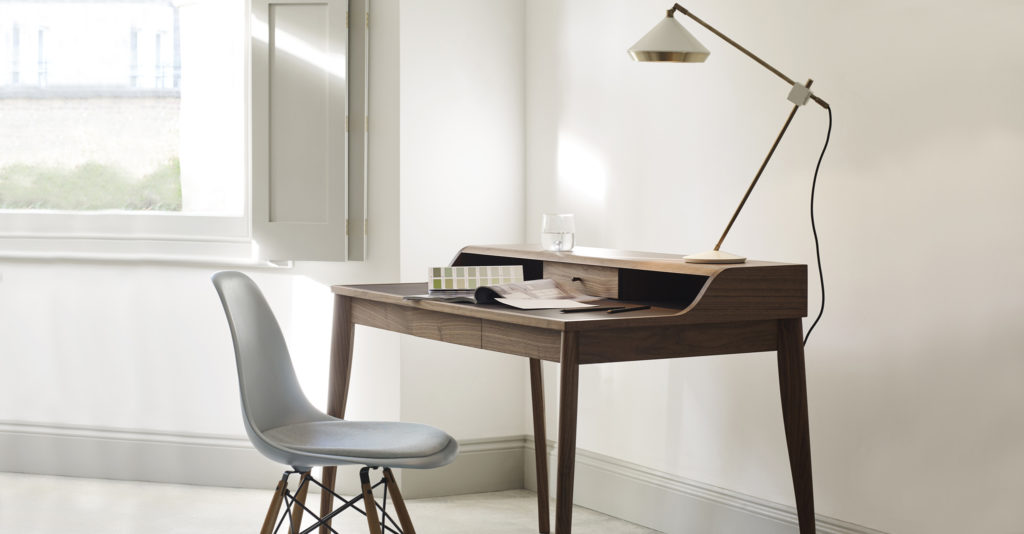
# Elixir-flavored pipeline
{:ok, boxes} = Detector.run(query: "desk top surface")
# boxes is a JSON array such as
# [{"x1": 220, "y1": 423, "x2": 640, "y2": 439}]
[{"x1": 332, "y1": 282, "x2": 687, "y2": 331}]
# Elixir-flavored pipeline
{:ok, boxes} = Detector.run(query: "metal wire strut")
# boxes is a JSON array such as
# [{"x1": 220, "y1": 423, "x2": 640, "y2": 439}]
[{"x1": 267, "y1": 467, "x2": 406, "y2": 534}]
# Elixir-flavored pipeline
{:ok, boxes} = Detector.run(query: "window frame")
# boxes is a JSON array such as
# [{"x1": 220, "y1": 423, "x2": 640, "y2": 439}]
[{"x1": 0, "y1": 0, "x2": 253, "y2": 258}]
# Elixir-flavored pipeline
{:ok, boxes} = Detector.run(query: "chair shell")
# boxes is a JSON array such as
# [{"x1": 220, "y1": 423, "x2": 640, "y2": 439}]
[{"x1": 212, "y1": 270, "x2": 458, "y2": 471}]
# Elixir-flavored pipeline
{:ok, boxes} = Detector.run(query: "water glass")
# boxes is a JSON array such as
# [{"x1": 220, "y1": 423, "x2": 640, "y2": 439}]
[{"x1": 541, "y1": 213, "x2": 575, "y2": 251}]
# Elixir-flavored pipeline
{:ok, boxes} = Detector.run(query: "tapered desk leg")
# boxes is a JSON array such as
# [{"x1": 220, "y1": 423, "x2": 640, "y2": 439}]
[
  {"x1": 777, "y1": 318, "x2": 816, "y2": 534},
  {"x1": 530, "y1": 358, "x2": 551, "y2": 534},
  {"x1": 554, "y1": 332, "x2": 580, "y2": 534},
  {"x1": 320, "y1": 295, "x2": 355, "y2": 534}
]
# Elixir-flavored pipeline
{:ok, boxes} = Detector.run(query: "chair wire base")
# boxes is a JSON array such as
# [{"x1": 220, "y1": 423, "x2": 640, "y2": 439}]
[{"x1": 269, "y1": 467, "x2": 406, "y2": 534}]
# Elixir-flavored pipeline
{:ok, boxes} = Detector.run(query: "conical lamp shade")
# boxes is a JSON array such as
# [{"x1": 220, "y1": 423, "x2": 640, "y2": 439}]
[{"x1": 629, "y1": 15, "x2": 710, "y2": 63}]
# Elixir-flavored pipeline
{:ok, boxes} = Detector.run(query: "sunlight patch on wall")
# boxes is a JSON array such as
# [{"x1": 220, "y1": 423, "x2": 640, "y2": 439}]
[
  {"x1": 288, "y1": 274, "x2": 333, "y2": 412},
  {"x1": 556, "y1": 132, "x2": 608, "y2": 206}
]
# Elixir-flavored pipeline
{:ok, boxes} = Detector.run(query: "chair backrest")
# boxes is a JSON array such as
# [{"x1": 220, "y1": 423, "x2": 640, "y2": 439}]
[{"x1": 211, "y1": 271, "x2": 323, "y2": 436}]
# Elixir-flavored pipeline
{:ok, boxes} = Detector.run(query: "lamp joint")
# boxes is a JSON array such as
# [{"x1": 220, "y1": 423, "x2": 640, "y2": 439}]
[
  {"x1": 788, "y1": 79, "x2": 814, "y2": 107},
  {"x1": 669, "y1": 4, "x2": 688, "y2": 17}
]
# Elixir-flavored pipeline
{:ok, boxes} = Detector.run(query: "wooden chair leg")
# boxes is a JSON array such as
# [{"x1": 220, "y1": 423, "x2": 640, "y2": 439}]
[
  {"x1": 319, "y1": 466, "x2": 337, "y2": 534},
  {"x1": 261, "y1": 478, "x2": 288, "y2": 534},
  {"x1": 360, "y1": 468, "x2": 383, "y2": 534},
  {"x1": 383, "y1": 468, "x2": 416, "y2": 534},
  {"x1": 289, "y1": 472, "x2": 312, "y2": 533}
]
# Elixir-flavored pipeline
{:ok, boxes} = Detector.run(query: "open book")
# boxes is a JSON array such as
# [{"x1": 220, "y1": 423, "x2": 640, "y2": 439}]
[{"x1": 404, "y1": 278, "x2": 598, "y2": 309}]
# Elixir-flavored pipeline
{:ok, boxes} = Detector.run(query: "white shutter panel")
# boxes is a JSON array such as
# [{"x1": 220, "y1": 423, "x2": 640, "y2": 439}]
[
  {"x1": 251, "y1": 0, "x2": 349, "y2": 261},
  {"x1": 346, "y1": 0, "x2": 368, "y2": 260}
]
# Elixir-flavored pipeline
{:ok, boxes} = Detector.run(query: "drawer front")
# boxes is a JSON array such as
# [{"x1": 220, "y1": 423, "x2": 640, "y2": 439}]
[
  {"x1": 543, "y1": 261, "x2": 619, "y2": 299},
  {"x1": 352, "y1": 300, "x2": 482, "y2": 347}
]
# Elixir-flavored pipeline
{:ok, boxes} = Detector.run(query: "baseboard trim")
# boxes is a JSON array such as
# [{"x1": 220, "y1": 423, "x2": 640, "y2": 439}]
[
  {"x1": 0, "y1": 421, "x2": 281, "y2": 489},
  {"x1": 401, "y1": 435, "x2": 526, "y2": 499},
  {"x1": 0, "y1": 422, "x2": 525, "y2": 499},
  {"x1": 524, "y1": 437, "x2": 885, "y2": 534},
  {"x1": 0, "y1": 422, "x2": 882, "y2": 533}
]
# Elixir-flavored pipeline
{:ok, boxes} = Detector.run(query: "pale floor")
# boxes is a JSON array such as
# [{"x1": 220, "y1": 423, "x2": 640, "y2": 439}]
[{"x1": 0, "y1": 472, "x2": 660, "y2": 534}]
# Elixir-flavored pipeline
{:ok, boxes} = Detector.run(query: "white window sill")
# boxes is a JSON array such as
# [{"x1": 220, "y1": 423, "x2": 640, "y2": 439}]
[{"x1": 0, "y1": 236, "x2": 291, "y2": 268}]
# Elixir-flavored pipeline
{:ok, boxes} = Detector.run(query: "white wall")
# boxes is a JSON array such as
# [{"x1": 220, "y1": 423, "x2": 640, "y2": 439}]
[
  {"x1": 398, "y1": 0, "x2": 527, "y2": 439},
  {"x1": 525, "y1": 0, "x2": 1024, "y2": 532},
  {"x1": 0, "y1": 0, "x2": 530, "y2": 482}
]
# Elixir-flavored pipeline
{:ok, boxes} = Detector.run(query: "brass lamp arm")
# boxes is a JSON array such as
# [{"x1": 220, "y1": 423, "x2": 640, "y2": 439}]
[
  {"x1": 669, "y1": 3, "x2": 830, "y2": 109},
  {"x1": 713, "y1": 79, "x2": 811, "y2": 253}
]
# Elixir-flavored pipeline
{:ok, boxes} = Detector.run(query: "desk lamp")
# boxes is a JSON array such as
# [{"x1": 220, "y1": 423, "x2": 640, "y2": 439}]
[{"x1": 629, "y1": 3, "x2": 831, "y2": 264}]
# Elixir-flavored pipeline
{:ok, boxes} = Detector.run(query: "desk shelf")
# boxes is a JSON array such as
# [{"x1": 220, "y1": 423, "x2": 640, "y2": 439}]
[{"x1": 451, "y1": 244, "x2": 807, "y2": 324}]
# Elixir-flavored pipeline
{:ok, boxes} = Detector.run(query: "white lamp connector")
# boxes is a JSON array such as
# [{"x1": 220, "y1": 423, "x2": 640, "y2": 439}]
[{"x1": 787, "y1": 83, "x2": 812, "y2": 106}]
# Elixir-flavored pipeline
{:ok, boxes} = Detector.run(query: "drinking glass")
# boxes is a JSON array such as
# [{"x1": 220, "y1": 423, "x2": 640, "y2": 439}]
[{"x1": 541, "y1": 213, "x2": 575, "y2": 251}]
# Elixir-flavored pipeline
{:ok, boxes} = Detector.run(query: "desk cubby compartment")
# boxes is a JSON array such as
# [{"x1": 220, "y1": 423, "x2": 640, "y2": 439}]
[
  {"x1": 617, "y1": 268, "x2": 707, "y2": 308},
  {"x1": 452, "y1": 247, "x2": 711, "y2": 309}
]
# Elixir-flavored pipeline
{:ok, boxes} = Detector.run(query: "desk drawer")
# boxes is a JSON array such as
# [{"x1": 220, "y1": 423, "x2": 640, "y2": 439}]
[
  {"x1": 352, "y1": 300, "x2": 482, "y2": 347},
  {"x1": 543, "y1": 261, "x2": 619, "y2": 299}
]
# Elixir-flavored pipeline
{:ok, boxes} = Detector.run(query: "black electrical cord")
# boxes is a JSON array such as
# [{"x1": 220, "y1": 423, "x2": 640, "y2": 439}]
[{"x1": 803, "y1": 105, "x2": 832, "y2": 347}]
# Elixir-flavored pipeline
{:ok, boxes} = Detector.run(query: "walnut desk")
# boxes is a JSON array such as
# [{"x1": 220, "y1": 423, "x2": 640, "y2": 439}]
[{"x1": 319, "y1": 245, "x2": 815, "y2": 534}]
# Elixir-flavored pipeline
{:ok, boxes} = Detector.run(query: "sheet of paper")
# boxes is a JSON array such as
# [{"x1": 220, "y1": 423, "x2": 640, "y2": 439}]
[{"x1": 495, "y1": 298, "x2": 593, "y2": 310}]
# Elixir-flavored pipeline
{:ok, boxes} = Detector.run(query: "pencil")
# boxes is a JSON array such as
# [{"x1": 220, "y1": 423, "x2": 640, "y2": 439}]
[
  {"x1": 607, "y1": 305, "x2": 651, "y2": 314},
  {"x1": 560, "y1": 306, "x2": 625, "y2": 313}
]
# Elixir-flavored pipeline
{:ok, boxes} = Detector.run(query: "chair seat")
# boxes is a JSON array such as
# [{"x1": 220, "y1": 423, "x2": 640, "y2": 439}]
[{"x1": 263, "y1": 419, "x2": 456, "y2": 468}]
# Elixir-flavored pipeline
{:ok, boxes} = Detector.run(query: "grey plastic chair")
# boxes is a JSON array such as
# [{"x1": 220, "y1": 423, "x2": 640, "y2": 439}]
[{"x1": 212, "y1": 271, "x2": 458, "y2": 534}]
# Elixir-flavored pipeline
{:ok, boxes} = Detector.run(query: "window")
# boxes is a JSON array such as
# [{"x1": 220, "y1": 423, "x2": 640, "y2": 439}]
[
  {"x1": 1, "y1": 0, "x2": 366, "y2": 261},
  {"x1": 0, "y1": 0, "x2": 248, "y2": 249}
]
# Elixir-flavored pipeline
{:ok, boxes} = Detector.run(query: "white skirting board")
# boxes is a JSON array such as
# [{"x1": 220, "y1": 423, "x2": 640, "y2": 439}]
[
  {"x1": 0, "y1": 421, "x2": 283, "y2": 489},
  {"x1": 0, "y1": 422, "x2": 883, "y2": 533},
  {"x1": 0, "y1": 421, "x2": 523, "y2": 498},
  {"x1": 524, "y1": 438, "x2": 886, "y2": 534}
]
